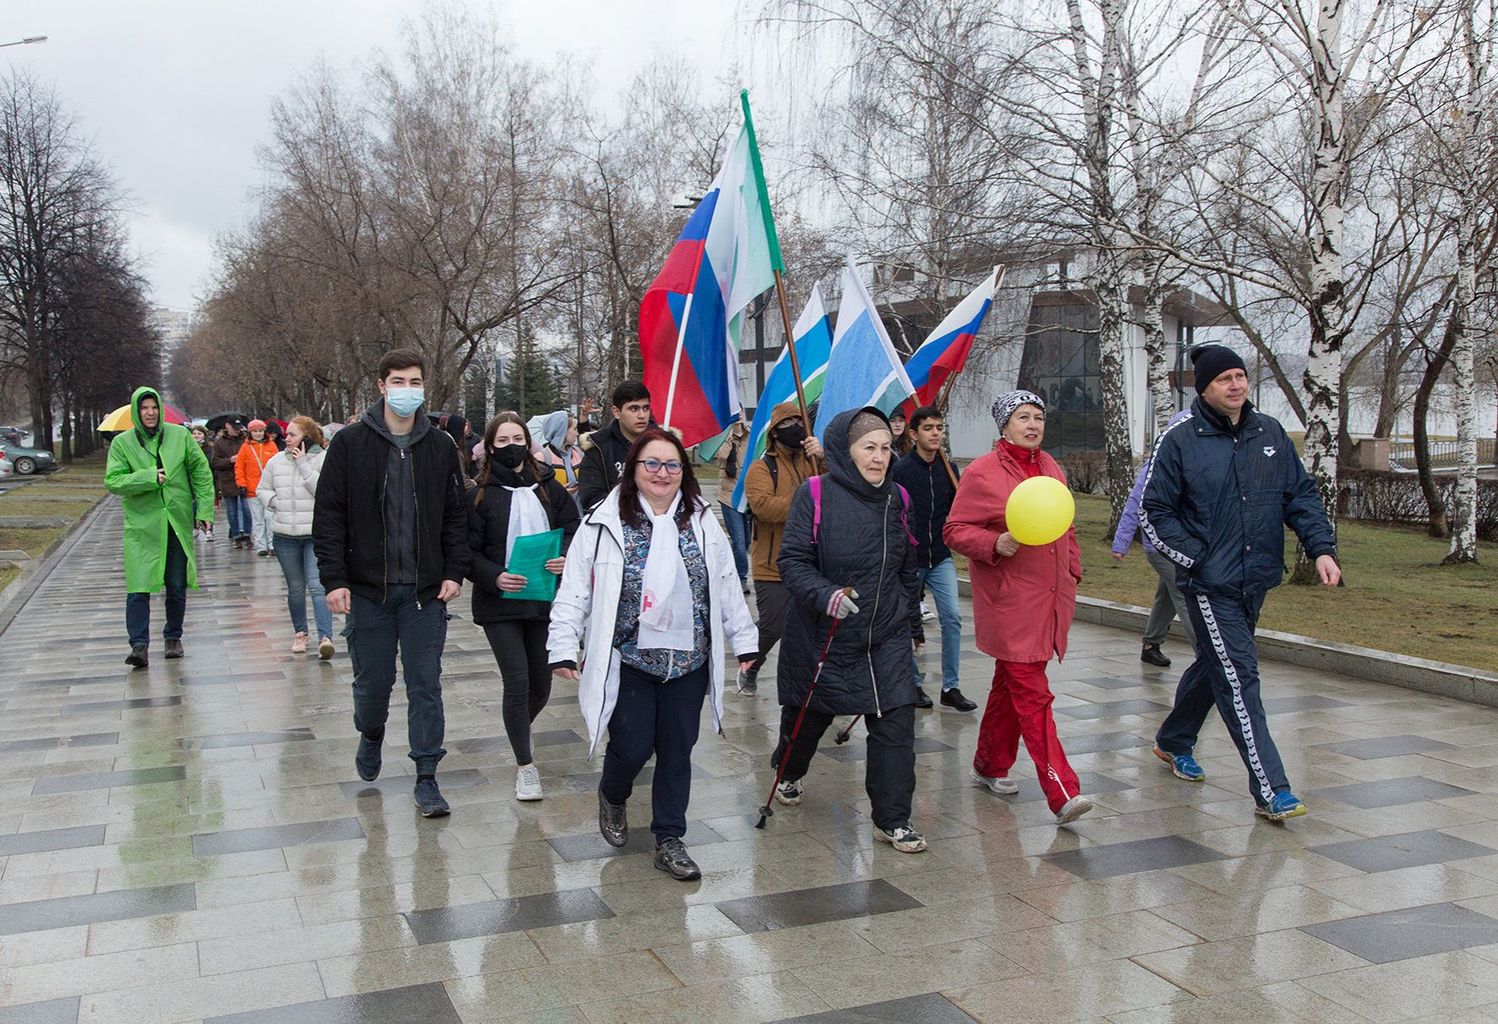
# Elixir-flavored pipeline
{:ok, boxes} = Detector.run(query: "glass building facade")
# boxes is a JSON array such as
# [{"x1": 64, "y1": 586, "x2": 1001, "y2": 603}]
[{"x1": 1014, "y1": 293, "x2": 1104, "y2": 455}]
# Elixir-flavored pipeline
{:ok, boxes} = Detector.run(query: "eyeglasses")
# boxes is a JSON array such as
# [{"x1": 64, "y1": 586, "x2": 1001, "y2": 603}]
[{"x1": 638, "y1": 458, "x2": 683, "y2": 475}]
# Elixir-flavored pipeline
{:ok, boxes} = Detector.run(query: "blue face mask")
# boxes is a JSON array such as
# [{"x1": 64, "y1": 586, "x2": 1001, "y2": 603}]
[{"x1": 385, "y1": 386, "x2": 424, "y2": 417}]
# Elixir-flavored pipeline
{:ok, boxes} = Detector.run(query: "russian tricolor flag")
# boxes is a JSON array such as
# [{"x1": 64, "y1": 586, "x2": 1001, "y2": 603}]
[
  {"x1": 904, "y1": 266, "x2": 1003, "y2": 407},
  {"x1": 640, "y1": 99, "x2": 778, "y2": 447}
]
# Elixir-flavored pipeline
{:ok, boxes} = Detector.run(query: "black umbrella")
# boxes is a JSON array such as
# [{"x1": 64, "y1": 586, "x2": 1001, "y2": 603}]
[{"x1": 204, "y1": 411, "x2": 250, "y2": 433}]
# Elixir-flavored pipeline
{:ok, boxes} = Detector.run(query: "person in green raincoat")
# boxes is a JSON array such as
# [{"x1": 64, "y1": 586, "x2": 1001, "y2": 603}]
[{"x1": 104, "y1": 386, "x2": 214, "y2": 668}]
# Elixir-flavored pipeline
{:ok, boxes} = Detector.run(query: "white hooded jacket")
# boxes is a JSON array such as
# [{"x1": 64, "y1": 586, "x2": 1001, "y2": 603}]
[
  {"x1": 547, "y1": 488, "x2": 759, "y2": 756},
  {"x1": 258, "y1": 447, "x2": 326, "y2": 537}
]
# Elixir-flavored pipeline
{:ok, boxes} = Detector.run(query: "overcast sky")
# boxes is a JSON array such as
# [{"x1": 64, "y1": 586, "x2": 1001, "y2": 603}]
[{"x1": 4, "y1": 0, "x2": 742, "y2": 313}]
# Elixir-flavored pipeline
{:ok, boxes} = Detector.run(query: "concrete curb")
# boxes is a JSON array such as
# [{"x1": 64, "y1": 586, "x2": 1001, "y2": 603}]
[
  {"x1": 0, "y1": 492, "x2": 113, "y2": 639},
  {"x1": 957, "y1": 576, "x2": 1498, "y2": 708}
]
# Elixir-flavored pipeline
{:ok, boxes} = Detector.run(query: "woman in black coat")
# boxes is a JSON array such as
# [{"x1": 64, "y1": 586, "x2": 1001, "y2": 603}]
[
  {"x1": 468, "y1": 412, "x2": 581, "y2": 802},
  {"x1": 772, "y1": 406, "x2": 927, "y2": 852}
]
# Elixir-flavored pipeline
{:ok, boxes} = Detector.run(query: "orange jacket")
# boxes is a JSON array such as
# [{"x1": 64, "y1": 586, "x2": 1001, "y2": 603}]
[{"x1": 234, "y1": 437, "x2": 280, "y2": 496}]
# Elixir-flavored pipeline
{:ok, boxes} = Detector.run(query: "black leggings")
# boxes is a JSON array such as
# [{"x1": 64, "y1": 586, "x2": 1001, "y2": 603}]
[{"x1": 481, "y1": 620, "x2": 553, "y2": 765}]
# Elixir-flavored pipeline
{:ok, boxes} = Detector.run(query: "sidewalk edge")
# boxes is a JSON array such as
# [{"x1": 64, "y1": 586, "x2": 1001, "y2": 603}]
[{"x1": 957, "y1": 577, "x2": 1498, "y2": 708}]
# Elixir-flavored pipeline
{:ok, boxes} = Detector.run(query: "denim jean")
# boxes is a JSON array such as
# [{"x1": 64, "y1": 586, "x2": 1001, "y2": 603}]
[
  {"x1": 223, "y1": 495, "x2": 251, "y2": 538},
  {"x1": 247, "y1": 496, "x2": 272, "y2": 552},
  {"x1": 719, "y1": 501, "x2": 750, "y2": 583},
  {"x1": 126, "y1": 530, "x2": 188, "y2": 647},
  {"x1": 911, "y1": 558, "x2": 962, "y2": 691},
  {"x1": 348, "y1": 585, "x2": 449, "y2": 775},
  {"x1": 272, "y1": 534, "x2": 333, "y2": 640},
  {"x1": 599, "y1": 662, "x2": 708, "y2": 843}
]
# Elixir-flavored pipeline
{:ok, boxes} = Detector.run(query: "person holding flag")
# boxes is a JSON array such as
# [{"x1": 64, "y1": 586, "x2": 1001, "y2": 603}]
[{"x1": 740, "y1": 402, "x2": 824, "y2": 696}]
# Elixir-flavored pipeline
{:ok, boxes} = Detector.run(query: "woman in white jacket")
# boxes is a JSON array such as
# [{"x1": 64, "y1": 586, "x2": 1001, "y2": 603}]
[
  {"x1": 258, "y1": 416, "x2": 334, "y2": 658},
  {"x1": 549, "y1": 428, "x2": 758, "y2": 881}
]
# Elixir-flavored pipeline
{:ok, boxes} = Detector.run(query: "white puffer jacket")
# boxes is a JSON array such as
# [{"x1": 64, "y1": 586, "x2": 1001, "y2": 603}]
[{"x1": 257, "y1": 447, "x2": 325, "y2": 537}]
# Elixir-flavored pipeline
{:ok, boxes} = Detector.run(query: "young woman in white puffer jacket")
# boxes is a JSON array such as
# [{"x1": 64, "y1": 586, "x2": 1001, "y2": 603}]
[{"x1": 258, "y1": 416, "x2": 335, "y2": 658}]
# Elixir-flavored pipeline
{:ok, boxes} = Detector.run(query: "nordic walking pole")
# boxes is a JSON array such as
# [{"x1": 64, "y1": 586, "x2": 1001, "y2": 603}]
[
  {"x1": 756, "y1": 609, "x2": 844, "y2": 828},
  {"x1": 834, "y1": 715, "x2": 861, "y2": 744}
]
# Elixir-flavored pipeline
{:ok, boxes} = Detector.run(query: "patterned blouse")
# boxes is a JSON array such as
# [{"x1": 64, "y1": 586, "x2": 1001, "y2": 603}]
[{"x1": 612, "y1": 514, "x2": 711, "y2": 679}]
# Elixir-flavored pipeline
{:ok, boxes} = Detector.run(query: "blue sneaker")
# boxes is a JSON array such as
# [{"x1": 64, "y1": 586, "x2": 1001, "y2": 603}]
[
  {"x1": 1256, "y1": 791, "x2": 1308, "y2": 821},
  {"x1": 1153, "y1": 746, "x2": 1205, "y2": 782}
]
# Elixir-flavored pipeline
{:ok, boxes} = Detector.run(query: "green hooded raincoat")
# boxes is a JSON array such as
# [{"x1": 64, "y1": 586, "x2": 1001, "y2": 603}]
[{"x1": 104, "y1": 386, "x2": 215, "y2": 593}]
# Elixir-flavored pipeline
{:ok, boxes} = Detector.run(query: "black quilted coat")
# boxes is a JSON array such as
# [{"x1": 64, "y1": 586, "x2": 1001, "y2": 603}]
[{"x1": 775, "y1": 407, "x2": 924, "y2": 716}]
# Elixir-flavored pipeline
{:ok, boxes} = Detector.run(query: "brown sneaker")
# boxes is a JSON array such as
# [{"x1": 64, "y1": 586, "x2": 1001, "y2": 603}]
[
  {"x1": 318, "y1": 636, "x2": 335, "y2": 660},
  {"x1": 291, "y1": 632, "x2": 308, "y2": 654}
]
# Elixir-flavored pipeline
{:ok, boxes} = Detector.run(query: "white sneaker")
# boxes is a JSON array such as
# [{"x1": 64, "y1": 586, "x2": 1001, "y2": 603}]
[
  {"x1": 874, "y1": 823, "x2": 928, "y2": 853},
  {"x1": 515, "y1": 764, "x2": 542, "y2": 801},
  {"x1": 1055, "y1": 795, "x2": 1094, "y2": 825},
  {"x1": 921, "y1": 601, "x2": 935, "y2": 622},
  {"x1": 970, "y1": 767, "x2": 1019, "y2": 795}
]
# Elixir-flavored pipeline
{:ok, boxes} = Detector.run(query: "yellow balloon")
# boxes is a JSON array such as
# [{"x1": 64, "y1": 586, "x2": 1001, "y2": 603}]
[{"x1": 1006, "y1": 476, "x2": 1076, "y2": 546}]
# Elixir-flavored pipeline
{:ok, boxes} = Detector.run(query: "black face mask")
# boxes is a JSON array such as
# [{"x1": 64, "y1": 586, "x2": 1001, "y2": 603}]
[
  {"x1": 774, "y1": 422, "x2": 806, "y2": 448},
  {"x1": 491, "y1": 444, "x2": 527, "y2": 468}
]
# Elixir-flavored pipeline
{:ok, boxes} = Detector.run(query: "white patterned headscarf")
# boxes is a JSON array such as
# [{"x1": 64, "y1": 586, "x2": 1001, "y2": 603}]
[{"x1": 991, "y1": 389, "x2": 1046, "y2": 432}]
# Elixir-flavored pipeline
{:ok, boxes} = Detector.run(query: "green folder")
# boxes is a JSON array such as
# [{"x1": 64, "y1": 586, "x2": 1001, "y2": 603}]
[{"x1": 504, "y1": 528, "x2": 563, "y2": 601}]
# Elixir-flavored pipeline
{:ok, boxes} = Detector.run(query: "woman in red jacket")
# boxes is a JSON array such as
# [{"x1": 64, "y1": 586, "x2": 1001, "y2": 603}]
[{"x1": 944, "y1": 390, "x2": 1093, "y2": 826}]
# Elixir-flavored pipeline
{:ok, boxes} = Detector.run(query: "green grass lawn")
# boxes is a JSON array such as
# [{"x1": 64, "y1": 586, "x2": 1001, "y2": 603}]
[
  {"x1": 0, "y1": 453, "x2": 108, "y2": 570},
  {"x1": 1069, "y1": 494, "x2": 1498, "y2": 673},
  {"x1": 0, "y1": 526, "x2": 65, "y2": 557}
]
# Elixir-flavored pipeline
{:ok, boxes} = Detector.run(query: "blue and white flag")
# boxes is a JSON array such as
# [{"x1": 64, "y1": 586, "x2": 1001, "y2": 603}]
[
  {"x1": 731, "y1": 285, "x2": 832, "y2": 510},
  {"x1": 814, "y1": 258, "x2": 917, "y2": 438}
]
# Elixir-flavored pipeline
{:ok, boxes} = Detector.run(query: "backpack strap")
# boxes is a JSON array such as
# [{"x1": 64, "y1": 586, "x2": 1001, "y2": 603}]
[
  {"x1": 809, "y1": 474, "x2": 822, "y2": 544},
  {"x1": 895, "y1": 483, "x2": 917, "y2": 548}
]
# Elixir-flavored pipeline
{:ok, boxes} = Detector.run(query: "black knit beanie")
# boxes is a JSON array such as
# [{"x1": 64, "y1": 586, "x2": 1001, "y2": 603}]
[{"x1": 1191, "y1": 345, "x2": 1246, "y2": 394}]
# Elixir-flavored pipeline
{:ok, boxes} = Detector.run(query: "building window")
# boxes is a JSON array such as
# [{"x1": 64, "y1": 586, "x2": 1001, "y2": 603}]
[{"x1": 1015, "y1": 296, "x2": 1103, "y2": 455}]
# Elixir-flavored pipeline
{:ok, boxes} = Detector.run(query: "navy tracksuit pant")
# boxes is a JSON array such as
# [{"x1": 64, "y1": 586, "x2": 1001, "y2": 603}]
[{"x1": 1155, "y1": 589, "x2": 1289, "y2": 807}]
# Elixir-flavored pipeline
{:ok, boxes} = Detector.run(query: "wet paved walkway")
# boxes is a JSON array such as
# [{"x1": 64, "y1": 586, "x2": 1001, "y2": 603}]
[{"x1": 4, "y1": 500, "x2": 1498, "y2": 1022}]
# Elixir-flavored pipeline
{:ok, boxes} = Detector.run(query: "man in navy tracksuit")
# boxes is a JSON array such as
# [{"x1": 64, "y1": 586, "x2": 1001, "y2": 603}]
[{"x1": 1141, "y1": 345, "x2": 1341, "y2": 821}]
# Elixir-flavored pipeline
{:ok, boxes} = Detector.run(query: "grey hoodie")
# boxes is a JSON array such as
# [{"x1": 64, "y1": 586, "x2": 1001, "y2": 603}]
[{"x1": 362, "y1": 400, "x2": 432, "y2": 585}]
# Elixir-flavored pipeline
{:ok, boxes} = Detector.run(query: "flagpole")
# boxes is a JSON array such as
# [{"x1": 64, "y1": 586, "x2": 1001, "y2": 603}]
[
  {"x1": 741, "y1": 89, "x2": 817, "y2": 468},
  {"x1": 931, "y1": 265, "x2": 1004, "y2": 490}
]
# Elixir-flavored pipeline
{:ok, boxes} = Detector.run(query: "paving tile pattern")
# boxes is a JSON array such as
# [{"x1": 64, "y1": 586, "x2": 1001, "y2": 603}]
[{"x1": 3, "y1": 499, "x2": 1498, "y2": 1021}]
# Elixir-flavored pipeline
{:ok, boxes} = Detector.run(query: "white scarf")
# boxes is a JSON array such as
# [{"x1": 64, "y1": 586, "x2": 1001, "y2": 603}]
[
  {"x1": 503, "y1": 483, "x2": 551, "y2": 566},
  {"x1": 637, "y1": 493, "x2": 695, "y2": 651}
]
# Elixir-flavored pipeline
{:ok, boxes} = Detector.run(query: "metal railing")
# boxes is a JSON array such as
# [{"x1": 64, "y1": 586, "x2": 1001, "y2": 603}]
[{"x1": 1389, "y1": 438, "x2": 1496, "y2": 471}]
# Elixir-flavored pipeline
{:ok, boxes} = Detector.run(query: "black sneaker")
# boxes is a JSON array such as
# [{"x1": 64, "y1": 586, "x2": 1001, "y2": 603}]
[
  {"x1": 164, "y1": 639, "x2": 184, "y2": 660},
  {"x1": 914, "y1": 687, "x2": 934, "y2": 709},
  {"x1": 654, "y1": 836, "x2": 702, "y2": 880},
  {"x1": 125, "y1": 646, "x2": 148, "y2": 668},
  {"x1": 940, "y1": 688, "x2": 978, "y2": 712},
  {"x1": 355, "y1": 730, "x2": 383, "y2": 782},
  {"x1": 414, "y1": 776, "x2": 449, "y2": 817},
  {"x1": 1141, "y1": 644, "x2": 1171, "y2": 668},
  {"x1": 598, "y1": 790, "x2": 628, "y2": 847}
]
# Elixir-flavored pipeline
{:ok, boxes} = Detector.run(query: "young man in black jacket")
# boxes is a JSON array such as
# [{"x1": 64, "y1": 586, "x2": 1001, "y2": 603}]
[
  {"x1": 891, "y1": 406, "x2": 976, "y2": 712},
  {"x1": 576, "y1": 381, "x2": 651, "y2": 511},
  {"x1": 314, "y1": 349, "x2": 471, "y2": 817}
]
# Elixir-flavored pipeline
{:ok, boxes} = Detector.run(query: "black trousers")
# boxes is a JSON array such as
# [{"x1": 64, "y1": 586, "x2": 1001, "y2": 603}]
[
  {"x1": 749, "y1": 580, "x2": 791, "y2": 674},
  {"x1": 599, "y1": 662, "x2": 709, "y2": 842},
  {"x1": 482, "y1": 620, "x2": 553, "y2": 765},
  {"x1": 770, "y1": 703, "x2": 916, "y2": 832}
]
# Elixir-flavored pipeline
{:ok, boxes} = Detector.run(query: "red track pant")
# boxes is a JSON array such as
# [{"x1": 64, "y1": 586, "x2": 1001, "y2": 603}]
[{"x1": 973, "y1": 660, "x2": 1080, "y2": 814}]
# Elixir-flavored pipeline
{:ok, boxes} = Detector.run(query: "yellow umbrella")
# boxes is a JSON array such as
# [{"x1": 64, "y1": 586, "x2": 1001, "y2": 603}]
[{"x1": 98, "y1": 402, "x2": 188, "y2": 432}]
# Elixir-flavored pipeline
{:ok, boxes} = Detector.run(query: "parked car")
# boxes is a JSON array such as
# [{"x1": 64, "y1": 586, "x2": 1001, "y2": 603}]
[
  {"x1": 0, "y1": 442, "x2": 55, "y2": 475},
  {"x1": 0, "y1": 455, "x2": 12, "y2": 478},
  {"x1": 0, "y1": 425, "x2": 30, "y2": 447}
]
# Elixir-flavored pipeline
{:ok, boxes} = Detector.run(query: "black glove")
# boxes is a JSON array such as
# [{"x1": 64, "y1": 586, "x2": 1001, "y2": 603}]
[{"x1": 237, "y1": 486, "x2": 248, "y2": 498}]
